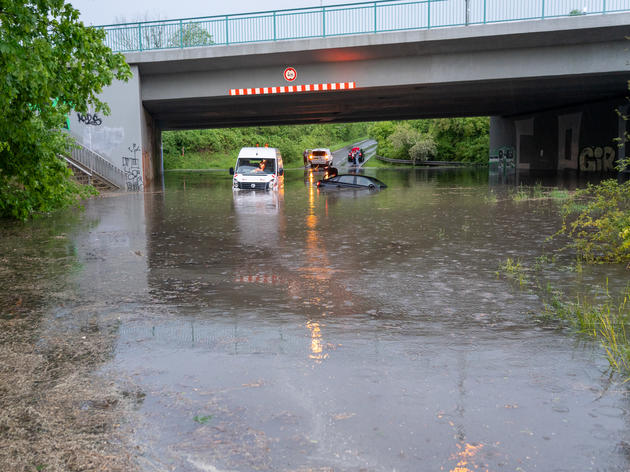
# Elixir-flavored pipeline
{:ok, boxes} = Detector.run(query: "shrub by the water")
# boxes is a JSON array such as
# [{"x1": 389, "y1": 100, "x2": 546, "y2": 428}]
[{"x1": 559, "y1": 179, "x2": 630, "y2": 265}]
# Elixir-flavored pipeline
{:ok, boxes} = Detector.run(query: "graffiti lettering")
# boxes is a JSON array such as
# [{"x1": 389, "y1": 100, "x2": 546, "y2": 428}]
[
  {"x1": 578, "y1": 146, "x2": 615, "y2": 172},
  {"x1": 77, "y1": 112, "x2": 103, "y2": 126},
  {"x1": 489, "y1": 146, "x2": 516, "y2": 174},
  {"x1": 122, "y1": 143, "x2": 143, "y2": 191}
]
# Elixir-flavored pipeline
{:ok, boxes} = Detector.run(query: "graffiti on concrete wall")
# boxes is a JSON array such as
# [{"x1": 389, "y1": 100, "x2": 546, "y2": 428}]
[
  {"x1": 76, "y1": 112, "x2": 103, "y2": 126},
  {"x1": 578, "y1": 146, "x2": 616, "y2": 172},
  {"x1": 122, "y1": 143, "x2": 143, "y2": 191},
  {"x1": 489, "y1": 146, "x2": 516, "y2": 174}
]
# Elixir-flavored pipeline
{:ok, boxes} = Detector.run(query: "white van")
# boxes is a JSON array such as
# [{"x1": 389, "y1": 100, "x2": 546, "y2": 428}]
[{"x1": 230, "y1": 147, "x2": 284, "y2": 191}]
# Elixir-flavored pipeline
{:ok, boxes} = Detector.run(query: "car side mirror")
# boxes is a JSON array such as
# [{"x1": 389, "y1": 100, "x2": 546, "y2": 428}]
[
  {"x1": 229, "y1": 167, "x2": 234, "y2": 175},
  {"x1": 278, "y1": 169, "x2": 284, "y2": 176}
]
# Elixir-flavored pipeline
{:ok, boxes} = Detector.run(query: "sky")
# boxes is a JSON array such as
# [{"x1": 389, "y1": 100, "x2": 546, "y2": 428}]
[{"x1": 70, "y1": 0, "x2": 333, "y2": 26}]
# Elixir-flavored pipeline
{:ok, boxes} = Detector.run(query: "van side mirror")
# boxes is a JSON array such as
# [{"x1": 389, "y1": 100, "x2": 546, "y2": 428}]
[
  {"x1": 278, "y1": 169, "x2": 284, "y2": 176},
  {"x1": 229, "y1": 167, "x2": 234, "y2": 175}
]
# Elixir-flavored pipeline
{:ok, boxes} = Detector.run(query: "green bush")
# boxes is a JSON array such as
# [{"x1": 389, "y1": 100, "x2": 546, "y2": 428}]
[
  {"x1": 162, "y1": 123, "x2": 370, "y2": 169},
  {"x1": 369, "y1": 117, "x2": 489, "y2": 163},
  {"x1": 559, "y1": 179, "x2": 630, "y2": 264},
  {"x1": 388, "y1": 125, "x2": 436, "y2": 162}
]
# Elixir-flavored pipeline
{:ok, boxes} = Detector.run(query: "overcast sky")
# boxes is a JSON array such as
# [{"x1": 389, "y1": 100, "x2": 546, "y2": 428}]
[{"x1": 70, "y1": 0, "x2": 335, "y2": 26}]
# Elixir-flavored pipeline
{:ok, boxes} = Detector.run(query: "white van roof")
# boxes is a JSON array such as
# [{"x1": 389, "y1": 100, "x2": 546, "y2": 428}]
[{"x1": 238, "y1": 147, "x2": 279, "y2": 159}]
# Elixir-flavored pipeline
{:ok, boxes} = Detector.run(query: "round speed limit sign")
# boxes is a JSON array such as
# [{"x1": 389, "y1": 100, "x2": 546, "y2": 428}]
[{"x1": 283, "y1": 67, "x2": 297, "y2": 82}]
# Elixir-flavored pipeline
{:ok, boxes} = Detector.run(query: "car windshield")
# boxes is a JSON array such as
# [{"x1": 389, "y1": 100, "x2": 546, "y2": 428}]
[
  {"x1": 235, "y1": 158, "x2": 276, "y2": 175},
  {"x1": 312, "y1": 151, "x2": 328, "y2": 157}
]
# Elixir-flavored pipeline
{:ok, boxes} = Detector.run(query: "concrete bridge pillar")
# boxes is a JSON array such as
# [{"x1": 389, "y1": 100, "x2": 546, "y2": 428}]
[
  {"x1": 67, "y1": 65, "x2": 162, "y2": 191},
  {"x1": 490, "y1": 98, "x2": 627, "y2": 174}
]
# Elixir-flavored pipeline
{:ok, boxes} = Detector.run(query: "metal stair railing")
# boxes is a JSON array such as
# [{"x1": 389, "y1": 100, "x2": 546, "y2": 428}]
[{"x1": 68, "y1": 142, "x2": 126, "y2": 190}]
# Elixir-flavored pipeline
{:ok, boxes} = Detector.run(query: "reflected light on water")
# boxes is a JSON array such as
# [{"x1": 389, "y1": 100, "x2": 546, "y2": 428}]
[
  {"x1": 302, "y1": 174, "x2": 332, "y2": 282},
  {"x1": 306, "y1": 320, "x2": 328, "y2": 363},
  {"x1": 449, "y1": 443, "x2": 485, "y2": 472},
  {"x1": 234, "y1": 274, "x2": 279, "y2": 284}
]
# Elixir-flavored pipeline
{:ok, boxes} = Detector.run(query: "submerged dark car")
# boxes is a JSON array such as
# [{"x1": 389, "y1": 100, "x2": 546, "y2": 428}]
[{"x1": 317, "y1": 174, "x2": 387, "y2": 190}]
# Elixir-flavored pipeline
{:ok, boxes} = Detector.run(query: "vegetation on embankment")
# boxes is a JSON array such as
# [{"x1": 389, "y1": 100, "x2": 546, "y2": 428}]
[
  {"x1": 0, "y1": 0, "x2": 130, "y2": 220},
  {"x1": 498, "y1": 256, "x2": 630, "y2": 379},
  {"x1": 558, "y1": 179, "x2": 630, "y2": 265},
  {"x1": 162, "y1": 117, "x2": 491, "y2": 170},
  {"x1": 0, "y1": 216, "x2": 140, "y2": 471},
  {"x1": 368, "y1": 117, "x2": 490, "y2": 164},
  {"x1": 497, "y1": 178, "x2": 630, "y2": 379},
  {"x1": 544, "y1": 285, "x2": 630, "y2": 375},
  {"x1": 162, "y1": 123, "x2": 370, "y2": 169}
]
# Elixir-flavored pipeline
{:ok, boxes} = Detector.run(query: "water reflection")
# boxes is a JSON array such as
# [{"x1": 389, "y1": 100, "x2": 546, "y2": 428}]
[
  {"x1": 306, "y1": 320, "x2": 328, "y2": 363},
  {"x1": 63, "y1": 168, "x2": 630, "y2": 471},
  {"x1": 232, "y1": 188, "x2": 284, "y2": 248}
]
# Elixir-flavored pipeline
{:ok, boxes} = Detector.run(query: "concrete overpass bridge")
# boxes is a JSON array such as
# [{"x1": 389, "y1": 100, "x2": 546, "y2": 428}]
[{"x1": 66, "y1": 0, "x2": 630, "y2": 190}]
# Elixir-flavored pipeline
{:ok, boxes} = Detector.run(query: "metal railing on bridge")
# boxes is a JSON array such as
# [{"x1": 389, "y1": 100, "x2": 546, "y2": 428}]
[{"x1": 101, "y1": 0, "x2": 630, "y2": 53}]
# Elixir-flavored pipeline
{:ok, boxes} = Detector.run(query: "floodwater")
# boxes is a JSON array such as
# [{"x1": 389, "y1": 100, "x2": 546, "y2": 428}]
[{"x1": 2, "y1": 166, "x2": 630, "y2": 471}]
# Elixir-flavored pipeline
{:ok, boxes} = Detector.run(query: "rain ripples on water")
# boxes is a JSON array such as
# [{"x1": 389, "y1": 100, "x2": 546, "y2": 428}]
[{"x1": 1, "y1": 168, "x2": 629, "y2": 471}]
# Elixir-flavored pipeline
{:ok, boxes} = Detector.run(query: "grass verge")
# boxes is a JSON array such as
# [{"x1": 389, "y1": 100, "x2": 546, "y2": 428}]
[
  {"x1": 542, "y1": 285, "x2": 630, "y2": 377},
  {"x1": 164, "y1": 138, "x2": 369, "y2": 170},
  {"x1": 498, "y1": 253, "x2": 630, "y2": 380},
  {"x1": 0, "y1": 221, "x2": 140, "y2": 471}
]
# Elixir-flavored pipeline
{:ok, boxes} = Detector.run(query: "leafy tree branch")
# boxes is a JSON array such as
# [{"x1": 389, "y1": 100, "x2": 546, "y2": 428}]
[{"x1": 0, "y1": 0, "x2": 131, "y2": 219}]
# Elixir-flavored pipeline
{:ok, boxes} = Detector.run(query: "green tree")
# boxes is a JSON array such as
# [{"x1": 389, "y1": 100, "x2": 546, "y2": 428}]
[
  {"x1": 426, "y1": 117, "x2": 489, "y2": 163},
  {"x1": 370, "y1": 118, "x2": 489, "y2": 163},
  {"x1": 388, "y1": 124, "x2": 436, "y2": 162},
  {"x1": 0, "y1": 0, "x2": 131, "y2": 219}
]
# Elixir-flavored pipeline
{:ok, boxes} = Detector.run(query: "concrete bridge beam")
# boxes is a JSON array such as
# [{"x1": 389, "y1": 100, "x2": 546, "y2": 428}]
[{"x1": 67, "y1": 65, "x2": 161, "y2": 191}]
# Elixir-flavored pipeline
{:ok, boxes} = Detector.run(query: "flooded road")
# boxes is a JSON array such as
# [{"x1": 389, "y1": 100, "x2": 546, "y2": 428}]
[{"x1": 2, "y1": 167, "x2": 629, "y2": 471}]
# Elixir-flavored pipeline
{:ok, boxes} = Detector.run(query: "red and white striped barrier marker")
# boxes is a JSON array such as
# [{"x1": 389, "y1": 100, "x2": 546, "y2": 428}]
[{"x1": 229, "y1": 82, "x2": 356, "y2": 96}]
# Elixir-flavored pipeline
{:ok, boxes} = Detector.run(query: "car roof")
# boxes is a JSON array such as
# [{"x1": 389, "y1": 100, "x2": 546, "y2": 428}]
[
  {"x1": 325, "y1": 174, "x2": 383, "y2": 183},
  {"x1": 237, "y1": 147, "x2": 279, "y2": 159},
  {"x1": 311, "y1": 148, "x2": 331, "y2": 152}
]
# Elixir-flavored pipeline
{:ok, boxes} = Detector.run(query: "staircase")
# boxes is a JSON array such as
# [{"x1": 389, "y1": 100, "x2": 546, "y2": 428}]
[{"x1": 63, "y1": 142, "x2": 127, "y2": 191}]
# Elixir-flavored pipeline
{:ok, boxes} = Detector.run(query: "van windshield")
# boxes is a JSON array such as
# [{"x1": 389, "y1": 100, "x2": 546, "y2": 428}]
[{"x1": 235, "y1": 158, "x2": 276, "y2": 175}]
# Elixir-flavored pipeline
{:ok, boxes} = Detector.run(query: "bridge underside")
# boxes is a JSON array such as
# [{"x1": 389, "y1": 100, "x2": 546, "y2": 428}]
[
  {"x1": 145, "y1": 73, "x2": 628, "y2": 130},
  {"x1": 67, "y1": 13, "x2": 630, "y2": 188}
]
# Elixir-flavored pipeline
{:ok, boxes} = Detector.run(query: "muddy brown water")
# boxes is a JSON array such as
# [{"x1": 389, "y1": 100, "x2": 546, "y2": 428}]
[{"x1": 1, "y1": 167, "x2": 629, "y2": 471}]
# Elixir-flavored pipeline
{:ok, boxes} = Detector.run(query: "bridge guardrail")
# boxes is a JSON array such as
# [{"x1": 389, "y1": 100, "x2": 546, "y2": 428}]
[
  {"x1": 101, "y1": 0, "x2": 630, "y2": 53},
  {"x1": 68, "y1": 142, "x2": 126, "y2": 190}
]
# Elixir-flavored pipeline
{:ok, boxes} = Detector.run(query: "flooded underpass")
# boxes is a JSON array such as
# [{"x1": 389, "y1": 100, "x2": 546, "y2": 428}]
[{"x1": 1, "y1": 168, "x2": 629, "y2": 471}]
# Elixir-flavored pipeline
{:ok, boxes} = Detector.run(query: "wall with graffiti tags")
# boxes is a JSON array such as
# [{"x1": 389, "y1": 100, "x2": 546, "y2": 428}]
[
  {"x1": 122, "y1": 143, "x2": 143, "y2": 191},
  {"x1": 489, "y1": 99, "x2": 626, "y2": 173},
  {"x1": 65, "y1": 65, "x2": 153, "y2": 191},
  {"x1": 489, "y1": 116, "x2": 516, "y2": 174},
  {"x1": 489, "y1": 146, "x2": 516, "y2": 175},
  {"x1": 578, "y1": 146, "x2": 616, "y2": 172}
]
